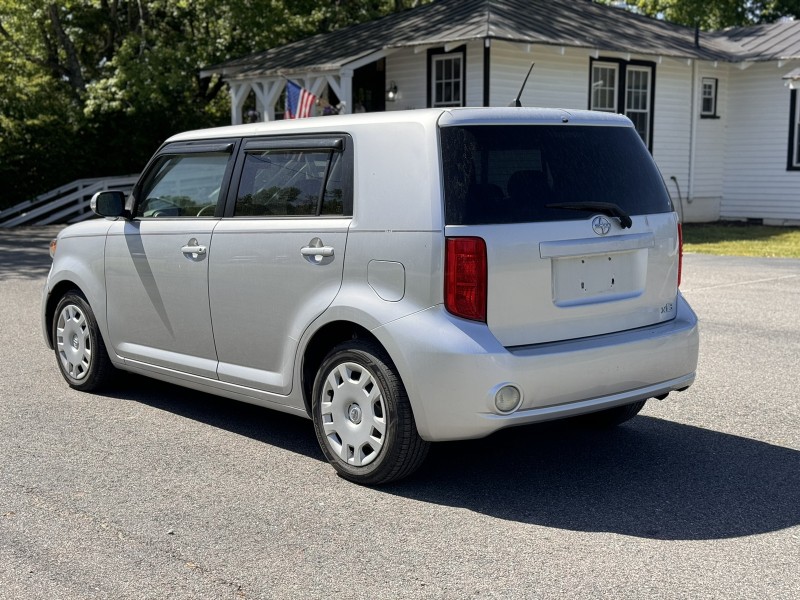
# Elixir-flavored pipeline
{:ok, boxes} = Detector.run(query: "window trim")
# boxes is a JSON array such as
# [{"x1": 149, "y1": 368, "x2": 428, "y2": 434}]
[
  {"x1": 789, "y1": 89, "x2": 800, "y2": 171},
  {"x1": 427, "y1": 46, "x2": 466, "y2": 108},
  {"x1": 589, "y1": 57, "x2": 656, "y2": 152},
  {"x1": 701, "y1": 77, "x2": 719, "y2": 119}
]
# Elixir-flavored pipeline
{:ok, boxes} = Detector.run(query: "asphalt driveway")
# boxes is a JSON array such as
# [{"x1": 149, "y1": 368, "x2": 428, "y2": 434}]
[{"x1": 1, "y1": 227, "x2": 798, "y2": 599}]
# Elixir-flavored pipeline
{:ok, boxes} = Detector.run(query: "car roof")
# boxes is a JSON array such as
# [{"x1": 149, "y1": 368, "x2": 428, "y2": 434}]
[{"x1": 166, "y1": 107, "x2": 632, "y2": 143}]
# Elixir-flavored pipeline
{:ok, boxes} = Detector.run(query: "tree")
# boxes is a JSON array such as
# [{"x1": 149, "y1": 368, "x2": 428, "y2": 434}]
[
  {"x1": 599, "y1": 0, "x2": 800, "y2": 29},
  {"x1": 0, "y1": 0, "x2": 429, "y2": 209}
]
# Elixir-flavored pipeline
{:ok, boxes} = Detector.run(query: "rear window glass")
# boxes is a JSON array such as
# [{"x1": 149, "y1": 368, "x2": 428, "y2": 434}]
[{"x1": 441, "y1": 125, "x2": 672, "y2": 225}]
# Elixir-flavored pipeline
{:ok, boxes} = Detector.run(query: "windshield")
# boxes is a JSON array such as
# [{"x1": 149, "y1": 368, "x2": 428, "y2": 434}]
[{"x1": 440, "y1": 125, "x2": 672, "y2": 225}]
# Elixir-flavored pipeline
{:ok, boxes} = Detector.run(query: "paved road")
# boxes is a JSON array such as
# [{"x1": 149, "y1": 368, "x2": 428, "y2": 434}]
[{"x1": 1, "y1": 227, "x2": 798, "y2": 599}]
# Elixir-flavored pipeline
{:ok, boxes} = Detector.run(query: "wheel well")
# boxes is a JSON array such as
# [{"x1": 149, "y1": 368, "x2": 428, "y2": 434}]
[
  {"x1": 44, "y1": 281, "x2": 82, "y2": 346},
  {"x1": 301, "y1": 322, "x2": 382, "y2": 415}
]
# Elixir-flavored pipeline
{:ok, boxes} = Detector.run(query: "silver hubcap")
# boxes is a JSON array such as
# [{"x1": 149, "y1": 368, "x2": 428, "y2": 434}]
[
  {"x1": 56, "y1": 304, "x2": 92, "y2": 381},
  {"x1": 321, "y1": 362, "x2": 387, "y2": 467}
]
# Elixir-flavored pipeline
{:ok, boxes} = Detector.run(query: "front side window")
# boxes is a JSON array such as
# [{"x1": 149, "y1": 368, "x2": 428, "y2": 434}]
[
  {"x1": 136, "y1": 153, "x2": 230, "y2": 218},
  {"x1": 429, "y1": 48, "x2": 465, "y2": 108},
  {"x1": 235, "y1": 149, "x2": 347, "y2": 216},
  {"x1": 590, "y1": 59, "x2": 655, "y2": 150},
  {"x1": 701, "y1": 78, "x2": 718, "y2": 117}
]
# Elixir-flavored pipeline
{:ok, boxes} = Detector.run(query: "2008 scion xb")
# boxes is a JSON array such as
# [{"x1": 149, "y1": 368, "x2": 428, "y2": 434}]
[{"x1": 43, "y1": 107, "x2": 699, "y2": 485}]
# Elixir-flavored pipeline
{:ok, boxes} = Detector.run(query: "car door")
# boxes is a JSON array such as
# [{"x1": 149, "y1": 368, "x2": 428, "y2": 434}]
[
  {"x1": 208, "y1": 135, "x2": 353, "y2": 395},
  {"x1": 105, "y1": 140, "x2": 237, "y2": 378}
]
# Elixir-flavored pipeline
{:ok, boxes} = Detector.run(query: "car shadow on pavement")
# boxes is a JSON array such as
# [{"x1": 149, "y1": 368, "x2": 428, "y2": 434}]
[
  {"x1": 103, "y1": 374, "x2": 799, "y2": 542},
  {"x1": 102, "y1": 373, "x2": 323, "y2": 460},
  {"x1": 389, "y1": 417, "x2": 800, "y2": 541}
]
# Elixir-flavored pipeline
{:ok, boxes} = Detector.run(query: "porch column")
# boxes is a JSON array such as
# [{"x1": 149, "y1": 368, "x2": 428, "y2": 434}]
[
  {"x1": 251, "y1": 79, "x2": 285, "y2": 121},
  {"x1": 326, "y1": 71, "x2": 353, "y2": 114},
  {"x1": 229, "y1": 81, "x2": 251, "y2": 125}
]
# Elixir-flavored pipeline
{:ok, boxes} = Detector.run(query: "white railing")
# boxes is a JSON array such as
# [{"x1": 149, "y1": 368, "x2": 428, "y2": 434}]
[{"x1": 0, "y1": 175, "x2": 138, "y2": 228}]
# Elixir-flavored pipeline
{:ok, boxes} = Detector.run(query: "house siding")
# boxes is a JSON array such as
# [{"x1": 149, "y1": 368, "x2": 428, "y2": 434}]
[
  {"x1": 723, "y1": 61, "x2": 800, "y2": 222},
  {"x1": 489, "y1": 41, "x2": 589, "y2": 109},
  {"x1": 385, "y1": 41, "x2": 485, "y2": 111},
  {"x1": 385, "y1": 48, "x2": 427, "y2": 111},
  {"x1": 650, "y1": 59, "x2": 692, "y2": 215}
]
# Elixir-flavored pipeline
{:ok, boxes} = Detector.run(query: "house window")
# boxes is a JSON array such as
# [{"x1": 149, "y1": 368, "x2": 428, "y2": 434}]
[
  {"x1": 591, "y1": 63, "x2": 619, "y2": 112},
  {"x1": 428, "y1": 47, "x2": 465, "y2": 108},
  {"x1": 701, "y1": 78, "x2": 718, "y2": 118},
  {"x1": 789, "y1": 90, "x2": 800, "y2": 170},
  {"x1": 625, "y1": 66, "x2": 652, "y2": 147},
  {"x1": 590, "y1": 58, "x2": 655, "y2": 150}
]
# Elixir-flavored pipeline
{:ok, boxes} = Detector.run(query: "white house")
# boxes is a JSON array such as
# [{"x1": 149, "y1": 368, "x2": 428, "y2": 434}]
[{"x1": 201, "y1": 0, "x2": 800, "y2": 224}]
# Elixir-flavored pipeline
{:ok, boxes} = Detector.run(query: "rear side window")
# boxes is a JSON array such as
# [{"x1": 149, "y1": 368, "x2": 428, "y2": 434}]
[
  {"x1": 235, "y1": 147, "x2": 349, "y2": 217},
  {"x1": 441, "y1": 125, "x2": 672, "y2": 225}
]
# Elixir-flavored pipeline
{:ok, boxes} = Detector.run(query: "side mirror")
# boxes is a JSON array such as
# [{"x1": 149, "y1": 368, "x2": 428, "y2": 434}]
[{"x1": 91, "y1": 191, "x2": 129, "y2": 218}]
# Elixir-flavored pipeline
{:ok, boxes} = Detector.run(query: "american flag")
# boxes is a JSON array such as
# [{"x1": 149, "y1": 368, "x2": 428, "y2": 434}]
[{"x1": 285, "y1": 80, "x2": 317, "y2": 119}]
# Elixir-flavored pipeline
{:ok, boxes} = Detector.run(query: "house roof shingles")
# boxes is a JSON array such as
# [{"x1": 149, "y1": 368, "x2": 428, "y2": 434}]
[
  {"x1": 717, "y1": 19, "x2": 800, "y2": 61},
  {"x1": 202, "y1": 0, "x2": 800, "y2": 80}
]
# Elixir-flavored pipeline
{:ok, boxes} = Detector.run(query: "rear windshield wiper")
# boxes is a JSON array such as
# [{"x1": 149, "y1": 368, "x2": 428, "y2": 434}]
[{"x1": 545, "y1": 202, "x2": 633, "y2": 229}]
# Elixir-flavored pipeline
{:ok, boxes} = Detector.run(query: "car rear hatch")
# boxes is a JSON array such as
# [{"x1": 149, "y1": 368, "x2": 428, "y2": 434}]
[{"x1": 440, "y1": 113, "x2": 680, "y2": 347}]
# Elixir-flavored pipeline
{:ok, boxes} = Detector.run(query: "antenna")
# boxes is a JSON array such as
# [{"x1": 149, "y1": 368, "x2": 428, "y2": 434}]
[{"x1": 509, "y1": 62, "x2": 535, "y2": 107}]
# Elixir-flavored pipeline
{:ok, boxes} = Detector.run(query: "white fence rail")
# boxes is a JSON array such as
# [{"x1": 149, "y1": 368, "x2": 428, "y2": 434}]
[{"x1": 0, "y1": 176, "x2": 138, "y2": 228}]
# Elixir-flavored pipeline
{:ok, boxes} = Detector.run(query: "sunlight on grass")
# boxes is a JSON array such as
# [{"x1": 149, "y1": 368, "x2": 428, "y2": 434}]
[{"x1": 682, "y1": 223, "x2": 800, "y2": 258}]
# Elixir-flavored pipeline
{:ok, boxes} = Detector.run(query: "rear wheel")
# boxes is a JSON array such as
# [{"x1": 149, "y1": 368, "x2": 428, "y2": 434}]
[
  {"x1": 311, "y1": 340, "x2": 429, "y2": 485},
  {"x1": 575, "y1": 400, "x2": 646, "y2": 428},
  {"x1": 52, "y1": 292, "x2": 115, "y2": 391}
]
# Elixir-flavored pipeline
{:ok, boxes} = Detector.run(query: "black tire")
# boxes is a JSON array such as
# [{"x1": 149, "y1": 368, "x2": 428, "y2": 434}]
[
  {"x1": 311, "y1": 340, "x2": 430, "y2": 485},
  {"x1": 52, "y1": 292, "x2": 115, "y2": 392},
  {"x1": 574, "y1": 400, "x2": 647, "y2": 428}
]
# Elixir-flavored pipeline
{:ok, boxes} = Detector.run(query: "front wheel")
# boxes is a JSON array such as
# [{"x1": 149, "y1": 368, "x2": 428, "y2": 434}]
[
  {"x1": 52, "y1": 292, "x2": 115, "y2": 391},
  {"x1": 311, "y1": 340, "x2": 429, "y2": 485}
]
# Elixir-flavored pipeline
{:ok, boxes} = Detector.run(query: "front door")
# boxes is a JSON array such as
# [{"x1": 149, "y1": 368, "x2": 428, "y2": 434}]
[{"x1": 105, "y1": 147, "x2": 234, "y2": 378}]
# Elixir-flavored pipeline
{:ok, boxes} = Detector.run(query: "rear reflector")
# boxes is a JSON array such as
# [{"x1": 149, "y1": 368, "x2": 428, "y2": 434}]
[
  {"x1": 445, "y1": 237, "x2": 487, "y2": 322},
  {"x1": 678, "y1": 223, "x2": 683, "y2": 288}
]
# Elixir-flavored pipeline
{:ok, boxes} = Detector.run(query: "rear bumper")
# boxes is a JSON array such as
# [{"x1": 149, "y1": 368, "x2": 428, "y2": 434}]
[{"x1": 376, "y1": 293, "x2": 699, "y2": 441}]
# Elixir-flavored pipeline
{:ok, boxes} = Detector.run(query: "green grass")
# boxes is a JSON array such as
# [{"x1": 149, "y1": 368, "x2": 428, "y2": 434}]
[{"x1": 682, "y1": 222, "x2": 800, "y2": 258}]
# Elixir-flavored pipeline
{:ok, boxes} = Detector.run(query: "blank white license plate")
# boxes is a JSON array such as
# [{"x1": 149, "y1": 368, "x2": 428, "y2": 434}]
[{"x1": 551, "y1": 250, "x2": 646, "y2": 307}]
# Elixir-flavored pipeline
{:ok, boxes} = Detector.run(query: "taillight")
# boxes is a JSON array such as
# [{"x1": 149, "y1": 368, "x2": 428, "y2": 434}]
[
  {"x1": 677, "y1": 223, "x2": 683, "y2": 288},
  {"x1": 445, "y1": 237, "x2": 487, "y2": 322}
]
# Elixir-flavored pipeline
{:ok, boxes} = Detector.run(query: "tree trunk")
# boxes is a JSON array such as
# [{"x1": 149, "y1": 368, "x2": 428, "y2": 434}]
[{"x1": 47, "y1": 4, "x2": 86, "y2": 93}]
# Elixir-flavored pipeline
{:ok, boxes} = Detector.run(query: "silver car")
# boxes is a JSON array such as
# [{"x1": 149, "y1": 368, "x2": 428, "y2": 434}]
[{"x1": 43, "y1": 108, "x2": 699, "y2": 484}]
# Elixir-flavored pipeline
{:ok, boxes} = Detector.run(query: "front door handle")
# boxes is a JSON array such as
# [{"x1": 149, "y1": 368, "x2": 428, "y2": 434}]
[{"x1": 181, "y1": 238, "x2": 207, "y2": 257}]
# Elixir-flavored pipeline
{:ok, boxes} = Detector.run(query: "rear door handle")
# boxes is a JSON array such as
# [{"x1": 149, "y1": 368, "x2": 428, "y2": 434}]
[{"x1": 300, "y1": 246, "x2": 334, "y2": 258}]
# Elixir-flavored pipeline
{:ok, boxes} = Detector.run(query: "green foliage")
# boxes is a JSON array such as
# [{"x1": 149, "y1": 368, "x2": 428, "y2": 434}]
[
  {"x1": 0, "y1": 0, "x2": 427, "y2": 209},
  {"x1": 599, "y1": 0, "x2": 800, "y2": 28}
]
